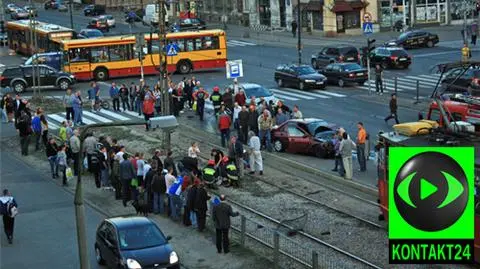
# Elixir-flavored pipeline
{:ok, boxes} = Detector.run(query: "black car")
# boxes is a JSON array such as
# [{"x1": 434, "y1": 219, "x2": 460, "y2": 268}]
[
  {"x1": 10, "y1": 8, "x2": 30, "y2": 20},
  {"x1": 319, "y1": 63, "x2": 368, "y2": 87},
  {"x1": 441, "y1": 66, "x2": 480, "y2": 95},
  {"x1": 385, "y1": 30, "x2": 439, "y2": 49},
  {"x1": 274, "y1": 64, "x2": 327, "y2": 90},
  {"x1": 78, "y1": 29, "x2": 104, "y2": 39},
  {"x1": 44, "y1": 0, "x2": 58, "y2": 10},
  {"x1": 95, "y1": 217, "x2": 180, "y2": 269},
  {"x1": 84, "y1": 4, "x2": 106, "y2": 16},
  {"x1": 172, "y1": 18, "x2": 206, "y2": 32},
  {"x1": 368, "y1": 46, "x2": 411, "y2": 69},
  {"x1": 311, "y1": 45, "x2": 360, "y2": 69},
  {"x1": 0, "y1": 65, "x2": 75, "y2": 93},
  {"x1": 87, "y1": 18, "x2": 110, "y2": 32}
]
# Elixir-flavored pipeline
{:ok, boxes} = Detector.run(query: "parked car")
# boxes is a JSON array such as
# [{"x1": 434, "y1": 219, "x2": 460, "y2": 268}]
[
  {"x1": 95, "y1": 217, "x2": 180, "y2": 269},
  {"x1": 83, "y1": 4, "x2": 106, "y2": 16},
  {"x1": 44, "y1": 0, "x2": 59, "y2": 10},
  {"x1": 87, "y1": 17, "x2": 110, "y2": 32},
  {"x1": 271, "y1": 118, "x2": 337, "y2": 158},
  {"x1": 226, "y1": 83, "x2": 278, "y2": 105},
  {"x1": 58, "y1": 4, "x2": 68, "y2": 12},
  {"x1": 368, "y1": 46, "x2": 412, "y2": 69},
  {"x1": 0, "y1": 65, "x2": 75, "y2": 93},
  {"x1": 171, "y1": 18, "x2": 206, "y2": 32},
  {"x1": 5, "y1": 3, "x2": 20, "y2": 13},
  {"x1": 274, "y1": 64, "x2": 327, "y2": 90},
  {"x1": 311, "y1": 45, "x2": 360, "y2": 69},
  {"x1": 78, "y1": 29, "x2": 104, "y2": 39},
  {"x1": 319, "y1": 63, "x2": 368, "y2": 87},
  {"x1": 385, "y1": 30, "x2": 439, "y2": 49},
  {"x1": 10, "y1": 8, "x2": 30, "y2": 20},
  {"x1": 441, "y1": 66, "x2": 480, "y2": 95},
  {"x1": 0, "y1": 33, "x2": 8, "y2": 46},
  {"x1": 99, "y1": 14, "x2": 116, "y2": 28},
  {"x1": 23, "y1": 5, "x2": 38, "y2": 16}
]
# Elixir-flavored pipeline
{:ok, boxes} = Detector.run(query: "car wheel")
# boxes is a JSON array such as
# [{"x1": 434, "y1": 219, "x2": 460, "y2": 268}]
[
  {"x1": 277, "y1": 79, "x2": 283, "y2": 87},
  {"x1": 58, "y1": 78, "x2": 70, "y2": 90},
  {"x1": 338, "y1": 79, "x2": 345, "y2": 87},
  {"x1": 273, "y1": 140, "x2": 284, "y2": 152},
  {"x1": 314, "y1": 145, "x2": 327, "y2": 158},
  {"x1": 177, "y1": 60, "x2": 192, "y2": 74},
  {"x1": 94, "y1": 68, "x2": 109, "y2": 81},
  {"x1": 381, "y1": 62, "x2": 388, "y2": 69},
  {"x1": 311, "y1": 59, "x2": 317, "y2": 69},
  {"x1": 426, "y1": 40, "x2": 434, "y2": 48},
  {"x1": 95, "y1": 245, "x2": 105, "y2": 265},
  {"x1": 12, "y1": 81, "x2": 26, "y2": 93},
  {"x1": 298, "y1": 81, "x2": 305, "y2": 90}
]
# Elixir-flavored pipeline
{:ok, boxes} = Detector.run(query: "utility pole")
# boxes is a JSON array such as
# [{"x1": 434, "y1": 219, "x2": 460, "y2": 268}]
[
  {"x1": 69, "y1": 0, "x2": 74, "y2": 30},
  {"x1": 0, "y1": 0, "x2": 5, "y2": 47},
  {"x1": 297, "y1": 2, "x2": 301, "y2": 65},
  {"x1": 29, "y1": 0, "x2": 37, "y2": 97},
  {"x1": 158, "y1": 0, "x2": 172, "y2": 150},
  {"x1": 463, "y1": 0, "x2": 468, "y2": 45}
]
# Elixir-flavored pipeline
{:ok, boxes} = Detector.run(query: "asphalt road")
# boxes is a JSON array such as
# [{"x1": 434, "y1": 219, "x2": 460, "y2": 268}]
[{"x1": 0, "y1": 125, "x2": 105, "y2": 268}]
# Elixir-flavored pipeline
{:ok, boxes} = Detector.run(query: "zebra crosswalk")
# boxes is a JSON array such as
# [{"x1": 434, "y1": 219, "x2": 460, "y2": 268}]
[
  {"x1": 45, "y1": 109, "x2": 143, "y2": 130},
  {"x1": 355, "y1": 73, "x2": 443, "y2": 93},
  {"x1": 226, "y1": 40, "x2": 256, "y2": 47}
]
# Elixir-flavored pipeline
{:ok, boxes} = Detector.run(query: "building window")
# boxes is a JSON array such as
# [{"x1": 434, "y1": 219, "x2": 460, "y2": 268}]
[{"x1": 344, "y1": 11, "x2": 360, "y2": 29}]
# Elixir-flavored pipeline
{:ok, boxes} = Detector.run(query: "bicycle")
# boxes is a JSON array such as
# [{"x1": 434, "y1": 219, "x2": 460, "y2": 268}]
[{"x1": 94, "y1": 98, "x2": 110, "y2": 111}]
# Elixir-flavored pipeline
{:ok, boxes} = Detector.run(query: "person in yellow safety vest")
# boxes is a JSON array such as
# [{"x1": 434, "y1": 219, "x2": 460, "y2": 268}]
[
  {"x1": 202, "y1": 160, "x2": 217, "y2": 186},
  {"x1": 225, "y1": 162, "x2": 239, "y2": 187},
  {"x1": 462, "y1": 43, "x2": 471, "y2": 62},
  {"x1": 210, "y1": 86, "x2": 223, "y2": 116}
]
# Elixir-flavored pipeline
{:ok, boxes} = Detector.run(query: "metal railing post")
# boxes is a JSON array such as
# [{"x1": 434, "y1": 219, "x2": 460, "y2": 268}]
[
  {"x1": 394, "y1": 77, "x2": 398, "y2": 94},
  {"x1": 240, "y1": 215, "x2": 246, "y2": 246},
  {"x1": 414, "y1": 80, "x2": 421, "y2": 104},
  {"x1": 312, "y1": 251, "x2": 319, "y2": 269},
  {"x1": 273, "y1": 232, "x2": 280, "y2": 269}
]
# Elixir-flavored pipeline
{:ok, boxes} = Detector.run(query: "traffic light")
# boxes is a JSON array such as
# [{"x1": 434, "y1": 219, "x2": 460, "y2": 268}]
[
  {"x1": 367, "y1": 38, "x2": 376, "y2": 53},
  {"x1": 0, "y1": 21, "x2": 5, "y2": 34}
]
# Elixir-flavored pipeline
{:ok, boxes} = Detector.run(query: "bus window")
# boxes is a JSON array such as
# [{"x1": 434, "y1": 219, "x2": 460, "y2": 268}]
[
  {"x1": 69, "y1": 48, "x2": 89, "y2": 62},
  {"x1": 186, "y1": 39, "x2": 194, "y2": 51},
  {"x1": 109, "y1": 45, "x2": 132, "y2": 61},
  {"x1": 91, "y1": 46, "x2": 109, "y2": 62},
  {"x1": 201, "y1": 36, "x2": 219, "y2": 50},
  {"x1": 194, "y1": 38, "x2": 202, "y2": 50},
  {"x1": 174, "y1": 39, "x2": 185, "y2": 52}
]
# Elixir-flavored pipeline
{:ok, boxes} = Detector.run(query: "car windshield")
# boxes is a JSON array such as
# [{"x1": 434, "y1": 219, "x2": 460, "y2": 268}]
[
  {"x1": 307, "y1": 121, "x2": 329, "y2": 135},
  {"x1": 87, "y1": 31, "x2": 103, "y2": 37},
  {"x1": 398, "y1": 33, "x2": 409, "y2": 40},
  {"x1": 243, "y1": 86, "x2": 273, "y2": 98},
  {"x1": 295, "y1": 66, "x2": 316, "y2": 75},
  {"x1": 342, "y1": 64, "x2": 362, "y2": 72},
  {"x1": 118, "y1": 224, "x2": 166, "y2": 250},
  {"x1": 390, "y1": 49, "x2": 408, "y2": 57}
]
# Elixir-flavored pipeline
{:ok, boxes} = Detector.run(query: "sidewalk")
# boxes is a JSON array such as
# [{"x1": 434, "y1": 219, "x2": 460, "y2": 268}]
[
  {"x1": 0, "y1": 122, "x2": 273, "y2": 269},
  {"x1": 223, "y1": 23, "x2": 467, "y2": 47}
]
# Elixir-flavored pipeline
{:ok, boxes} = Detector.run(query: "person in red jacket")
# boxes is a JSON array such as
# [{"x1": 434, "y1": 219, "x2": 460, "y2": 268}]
[
  {"x1": 143, "y1": 87, "x2": 156, "y2": 131},
  {"x1": 218, "y1": 106, "x2": 231, "y2": 148},
  {"x1": 234, "y1": 89, "x2": 246, "y2": 106}
]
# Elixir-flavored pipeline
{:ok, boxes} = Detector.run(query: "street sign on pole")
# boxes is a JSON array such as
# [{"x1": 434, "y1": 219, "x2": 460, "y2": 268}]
[
  {"x1": 226, "y1": 59, "x2": 243, "y2": 79},
  {"x1": 166, "y1": 43, "x2": 179, "y2": 56},
  {"x1": 363, "y1": 22, "x2": 373, "y2": 35}
]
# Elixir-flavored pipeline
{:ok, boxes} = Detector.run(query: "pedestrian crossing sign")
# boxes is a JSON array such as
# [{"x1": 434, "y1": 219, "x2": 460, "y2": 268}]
[
  {"x1": 166, "y1": 44, "x2": 179, "y2": 56},
  {"x1": 363, "y1": 22, "x2": 373, "y2": 35}
]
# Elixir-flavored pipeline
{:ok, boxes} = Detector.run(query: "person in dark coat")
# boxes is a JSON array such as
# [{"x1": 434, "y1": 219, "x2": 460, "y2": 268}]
[
  {"x1": 212, "y1": 194, "x2": 239, "y2": 253},
  {"x1": 247, "y1": 105, "x2": 259, "y2": 135},
  {"x1": 186, "y1": 178, "x2": 199, "y2": 228},
  {"x1": 164, "y1": 151, "x2": 177, "y2": 177},
  {"x1": 222, "y1": 87, "x2": 234, "y2": 113},
  {"x1": 13, "y1": 94, "x2": 26, "y2": 128},
  {"x1": 194, "y1": 181, "x2": 210, "y2": 232},
  {"x1": 384, "y1": 93, "x2": 399, "y2": 124},
  {"x1": 238, "y1": 105, "x2": 249, "y2": 143},
  {"x1": 144, "y1": 160, "x2": 157, "y2": 212},
  {"x1": 152, "y1": 149, "x2": 164, "y2": 172},
  {"x1": 119, "y1": 153, "x2": 136, "y2": 207},
  {"x1": 17, "y1": 110, "x2": 32, "y2": 156},
  {"x1": 0, "y1": 189, "x2": 18, "y2": 244},
  {"x1": 151, "y1": 169, "x2": 167, "y2": 214}
]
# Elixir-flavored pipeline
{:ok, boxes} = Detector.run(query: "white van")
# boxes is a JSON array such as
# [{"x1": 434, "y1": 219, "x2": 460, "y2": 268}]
[{"x1": 143, "y1": 4, "x2": 169, "y2": 26}]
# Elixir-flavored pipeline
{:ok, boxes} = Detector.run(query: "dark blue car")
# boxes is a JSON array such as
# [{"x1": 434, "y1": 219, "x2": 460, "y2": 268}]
[
  {"x1": 95, "y1": 217, "x2": 180, "y2": 269},
  {"x1": 24, "y1": 52, "x2": 62, "y2": 71}
]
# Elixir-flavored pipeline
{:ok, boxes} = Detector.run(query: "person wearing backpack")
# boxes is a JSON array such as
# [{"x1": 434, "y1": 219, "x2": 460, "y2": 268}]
[
  {"x1": 56, "y1": 144, "x2": 68, "y2": 186},
  {"x1": 0, "y1": 189, "x2": 18, "y2": 244}
]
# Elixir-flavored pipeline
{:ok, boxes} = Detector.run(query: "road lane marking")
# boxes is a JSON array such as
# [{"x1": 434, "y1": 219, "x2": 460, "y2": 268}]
[
  {"x1": 47, "y1": 114, "x2": 66, "y2": 124},
  {"x1": 313, "y1": 91, "x2": 346, "y2": 97},
  {"x1": 269, "y1": 89, "x2": 314, "y2": 99},
  {"x1": 278, "y1": 88, "x2": 330, "y2": 99},
  {"x1": 413, "y1": 51, "x2": 458, "y2": 58},
  {"x1": 48, "y1": 122, "x2": 59, "y2": 130},
  {"x1": 60, "y1": 112, "x2": 96, "y2": 125},
  {"x1": 123, "y1": 110, "x2": 144, "y2": 118},
  {"x1": 83, "y1": 111, "x2": 113, "y2": 123},
  {"x1": 98, "y1": 109, "x2": 130, "y2": 121}
]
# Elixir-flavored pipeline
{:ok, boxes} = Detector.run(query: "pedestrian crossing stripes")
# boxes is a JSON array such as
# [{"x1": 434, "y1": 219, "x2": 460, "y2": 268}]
[
  {"x1": 356, "y1": 73, "x2": 442, "y2": 93},
  {"x1": 226, "y1": 40, "x2": 256, "y2": 47}
]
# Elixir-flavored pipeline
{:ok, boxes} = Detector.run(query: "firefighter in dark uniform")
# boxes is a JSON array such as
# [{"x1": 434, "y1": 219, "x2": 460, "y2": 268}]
[
  {"x1": 192, "y1": 87, "x2": 209, "y2": 121},
  {"x1": 202, "y1": 160, "x2": 218, "y2": 189},
  {"x1": 225, "y1": 160, "x2": 239, "y2": 187},
  {"x1": 210, "y1": 86, "x2": 223, "y2": 117}
]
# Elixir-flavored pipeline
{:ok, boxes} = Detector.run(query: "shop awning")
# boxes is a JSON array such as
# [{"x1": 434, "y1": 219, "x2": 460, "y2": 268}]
[
  {"x1": 331, "y1": 0, "x2": 367, "y2": 13},
  {"x1": 304, "y1": 1, "x2": 323, "y2": 11}
]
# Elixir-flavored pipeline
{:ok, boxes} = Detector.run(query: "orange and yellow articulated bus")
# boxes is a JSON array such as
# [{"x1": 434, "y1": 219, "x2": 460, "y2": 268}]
[
  {"x1": 61, "y1": 29, "x2": 227, "y2": 81},
  {"x1": 7, "y1": 20, "x2": 74, "y2": 56}
]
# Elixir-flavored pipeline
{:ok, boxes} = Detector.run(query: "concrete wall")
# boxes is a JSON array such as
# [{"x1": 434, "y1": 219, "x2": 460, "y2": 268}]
[{"x1": 247, "y1": 0, "x2": 260, "y2": 25}]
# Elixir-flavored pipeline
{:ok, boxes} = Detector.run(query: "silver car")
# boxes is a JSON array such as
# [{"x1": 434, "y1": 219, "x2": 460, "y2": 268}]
[
  {"x1": 5, "y1": 3, "x2": 19, "y2": 13},
  {"x1": 99, "y1": 15, "x2": 115, "y2": 28},
  {"x1": 11, "y1": 8, "x2": 30, "y2": 20}
]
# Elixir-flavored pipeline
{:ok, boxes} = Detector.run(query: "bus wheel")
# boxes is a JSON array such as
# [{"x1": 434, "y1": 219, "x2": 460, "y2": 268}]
[
  {"x1": 12, "y1": 81, "x2": 26, "y2": 93},
  {"x1": 94, "y1": 68, "x2": 109, "y2": 81},
  {"x1": 177, "y1": 60, "x2": 192, "y2": 74}
]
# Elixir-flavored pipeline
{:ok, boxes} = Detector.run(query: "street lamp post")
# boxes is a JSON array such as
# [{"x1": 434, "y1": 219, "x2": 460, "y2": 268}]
[
  {"x1": 70, "y1": 0, "x2": 74, "y2": 30},
  {"x1": 297, "y1": 2, "x2": 301, "y2": 65}
]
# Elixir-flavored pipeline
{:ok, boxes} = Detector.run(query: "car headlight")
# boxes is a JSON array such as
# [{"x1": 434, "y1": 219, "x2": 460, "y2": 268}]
[
  {"x1": 304, "y1": 79, "x2": 315, "y2": 83},
  {"x1": 126, "y1": 258, "x2": 142, "y2": 269},
  {"x1": 170, "y1": 251, "x2": 179, "y2": 264},
  {"x1": 69, "y1": 75, "x2": 75, "y2": 79}
]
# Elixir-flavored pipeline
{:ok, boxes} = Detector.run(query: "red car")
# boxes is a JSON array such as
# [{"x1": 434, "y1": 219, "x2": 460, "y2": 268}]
[{"x1": 271, "y1": 118, "x2": 337, "y2": 158}]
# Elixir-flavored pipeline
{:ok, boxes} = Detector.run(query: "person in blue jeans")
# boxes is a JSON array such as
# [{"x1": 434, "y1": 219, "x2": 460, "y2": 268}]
[
  {"x1": 152, "y1": 169, "x2": 167, "y2": 214},
  {"x1": 168, "y1": 176, "x2": 183, "y2": 221},
  {"x1": 186, "y1": 178, "x2": 200, "y2": 228},
  {"x1": 45, "y1": 138, "x2": 59, "y2": 178}
]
